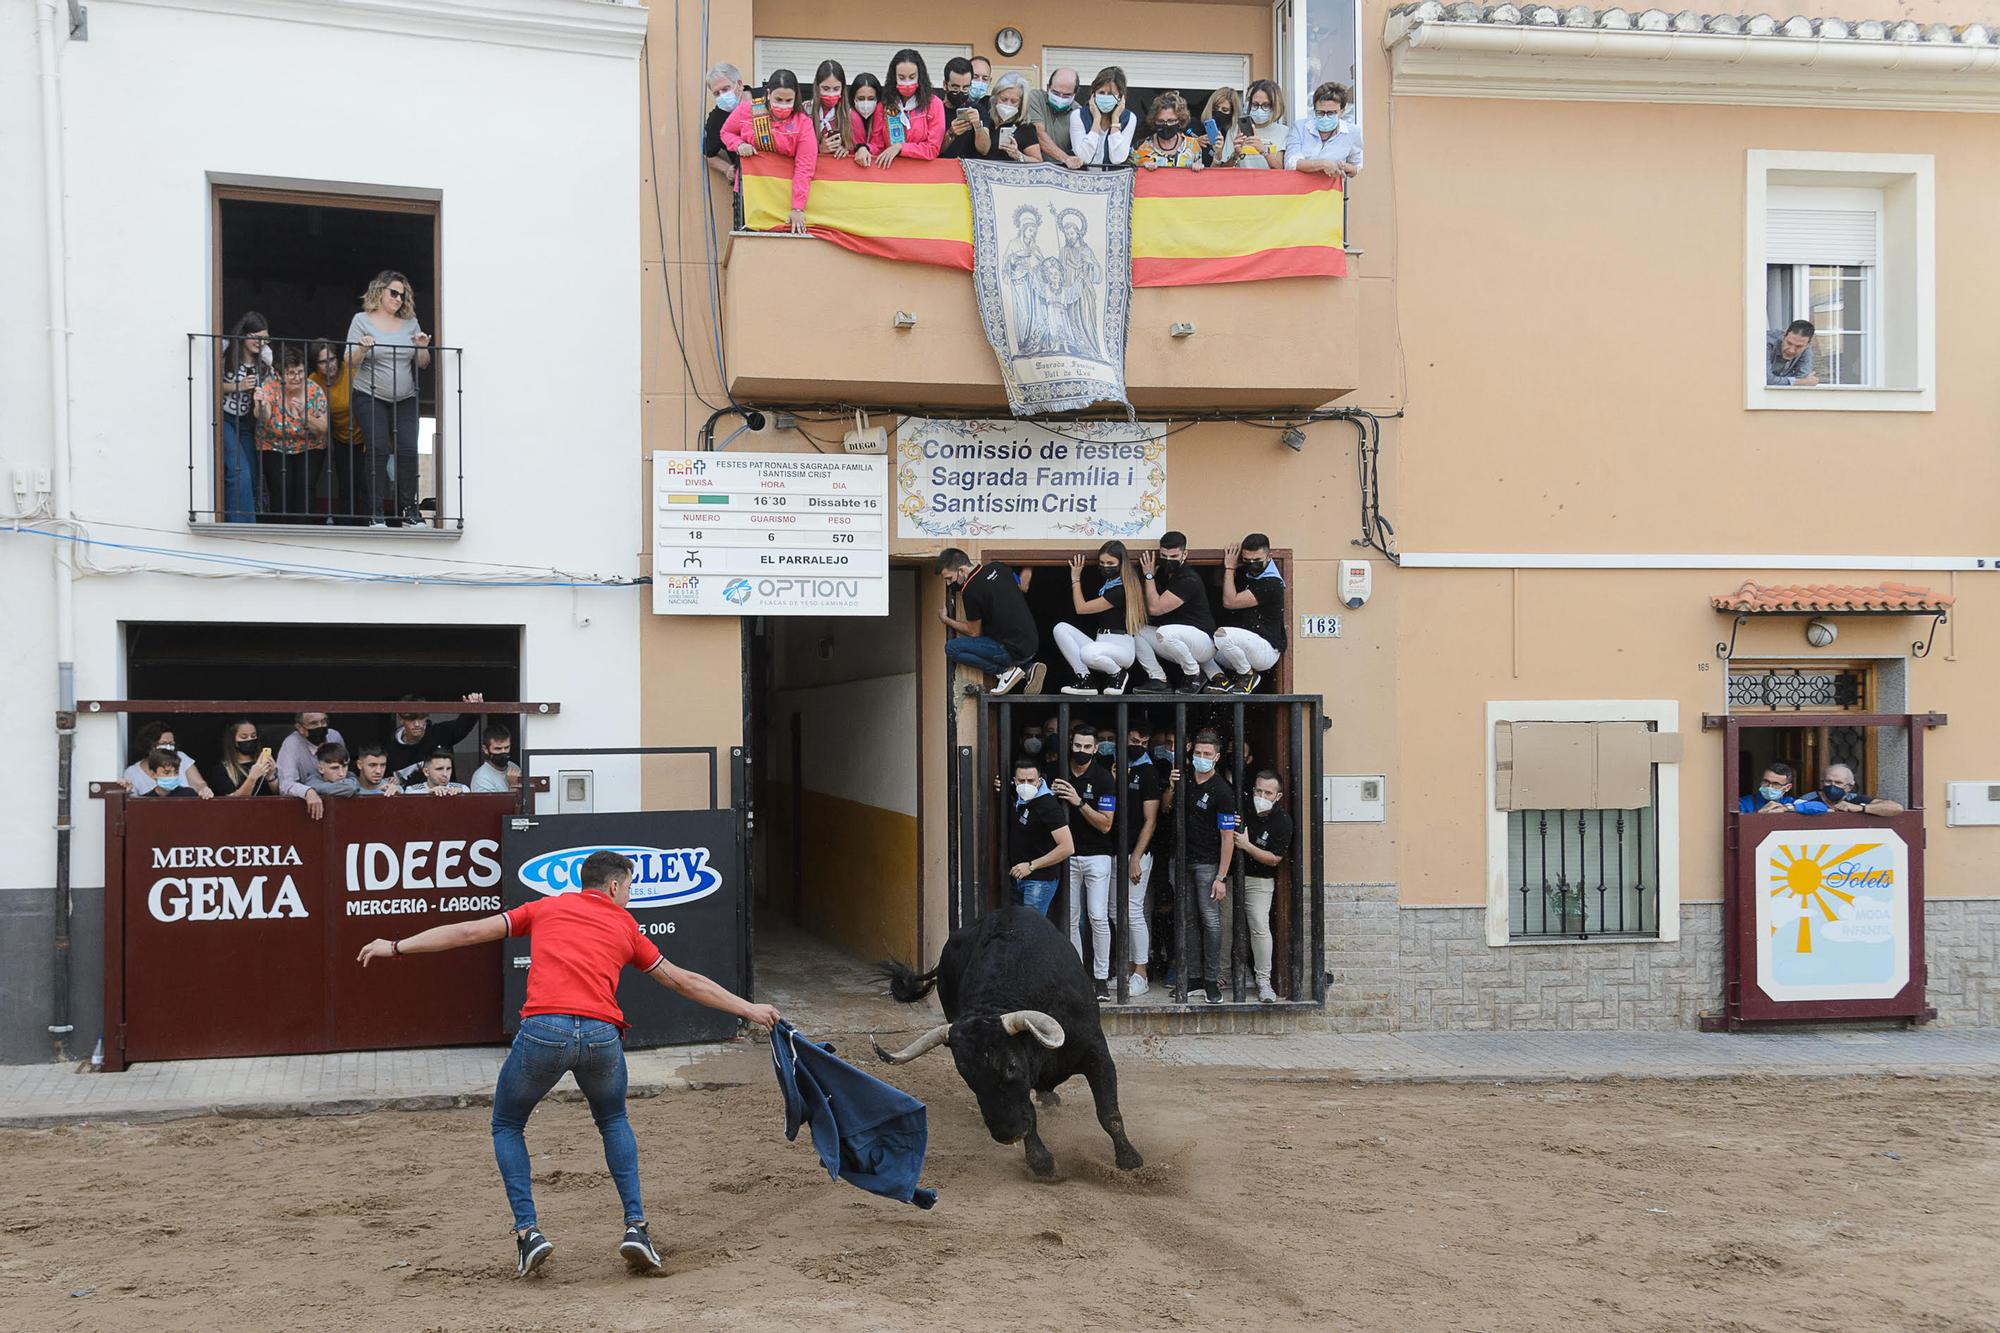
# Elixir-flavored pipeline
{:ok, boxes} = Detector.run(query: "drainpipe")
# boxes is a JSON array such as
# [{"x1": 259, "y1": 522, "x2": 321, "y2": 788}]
[{"x1": 38, "y1": 0, "x2": 78, "y2": 1063}]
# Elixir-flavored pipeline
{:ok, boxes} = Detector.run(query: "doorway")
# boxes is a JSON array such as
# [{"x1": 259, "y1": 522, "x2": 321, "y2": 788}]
[{"x1": 747, "y1": 569, "x2": 923, "y2": 973}]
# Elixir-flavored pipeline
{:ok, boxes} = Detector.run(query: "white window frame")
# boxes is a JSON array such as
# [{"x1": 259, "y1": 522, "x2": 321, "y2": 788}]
[
  {"x1": 1484, "y1": 700, "x2": 1682, "y2": 947},
  {"x1": 752, "y1": 38, "x2": 970, "y2": 86},
  {"x1": 1745, "y1": 150, "x2": 1934, "y2": 413},
  {"x1": 1769, "y1": 262, "x2": 1876, "y2": 388}
]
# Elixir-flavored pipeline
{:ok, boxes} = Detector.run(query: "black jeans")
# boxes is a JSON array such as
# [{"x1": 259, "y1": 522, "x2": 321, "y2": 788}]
[
  {"x1": 356, "y1": 391, "x2": 420, "y2": 523},
  {"x1": 258, "y1": 451, "x2": 314, "y2": 523}
]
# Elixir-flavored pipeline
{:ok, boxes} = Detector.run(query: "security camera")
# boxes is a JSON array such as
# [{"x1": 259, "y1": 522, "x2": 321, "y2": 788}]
[{"x1": 1339, "y1": 559, "x2": 1372, "y2": 610}]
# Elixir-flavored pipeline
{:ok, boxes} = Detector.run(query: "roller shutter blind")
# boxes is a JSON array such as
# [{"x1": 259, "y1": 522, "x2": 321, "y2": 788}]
[
  {"x1": 1041, "y1": 46, "x2": 1251, "y2": 90},
  {"x1": 1766, "y1": 207, "x2": 1879, "y2": 266},
  {"x1": 753, "y1": 38, "x2": 970, "y2": 84}
]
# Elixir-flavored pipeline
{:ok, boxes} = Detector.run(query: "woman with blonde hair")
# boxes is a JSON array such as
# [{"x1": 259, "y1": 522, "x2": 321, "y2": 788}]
[
  {"x1": 1197, "y1": 86, "x2": 1245, "y2": 166},
  {"x1": 345, "y1": 269, "x2": 432, "y2": 527},
  {"x1": 1057, "y1": 540, "x2": 1147, "y2": 695}
]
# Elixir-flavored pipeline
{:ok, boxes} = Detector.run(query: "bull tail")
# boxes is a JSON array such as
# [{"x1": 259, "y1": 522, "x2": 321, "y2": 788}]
[{"x1": 875, "y1": 959, "x2": 939, "y2": 1004}]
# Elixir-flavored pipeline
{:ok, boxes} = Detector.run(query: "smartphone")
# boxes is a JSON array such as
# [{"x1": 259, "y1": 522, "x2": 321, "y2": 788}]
[
  {"x1": 999, "y1": 126, "x2": 1016, "y2": 149},
  {"x1": 1203, "y1": 117, "x2": 1220, "y2": 143},
  {"x1": 257, "y1": 747, "x2": 272, "y2": 766}
]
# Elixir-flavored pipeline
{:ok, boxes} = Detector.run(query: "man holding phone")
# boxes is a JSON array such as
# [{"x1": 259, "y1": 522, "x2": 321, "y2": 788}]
[{"x1": 938, "y1": 57, "x2": 991, "y2": 159}]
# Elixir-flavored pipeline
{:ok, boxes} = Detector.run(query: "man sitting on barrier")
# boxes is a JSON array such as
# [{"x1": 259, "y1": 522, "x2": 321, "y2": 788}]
[{"x1": 357, "y1": 850, "x2": 780, "y2": 1279}]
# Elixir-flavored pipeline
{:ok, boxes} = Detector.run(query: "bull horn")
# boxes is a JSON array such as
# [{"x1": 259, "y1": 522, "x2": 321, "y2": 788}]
[
  {"x1": 1000, "y1": 1010, "x2": 1065, "y2": 1049},
  {"x1": 871, "y1": 1023, "x2": 951, "y2": 1064}
]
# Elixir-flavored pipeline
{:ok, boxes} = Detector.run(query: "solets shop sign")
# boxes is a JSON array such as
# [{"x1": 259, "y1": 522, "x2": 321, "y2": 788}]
[{"x1": 516, "y1": 845, "x2": 722, "y2": 907}]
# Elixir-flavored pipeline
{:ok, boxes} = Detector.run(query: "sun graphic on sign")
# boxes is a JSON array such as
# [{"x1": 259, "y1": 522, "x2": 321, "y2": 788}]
[{"x1": 1768, "y1": 843, "x2": 1879, "y2": 953}]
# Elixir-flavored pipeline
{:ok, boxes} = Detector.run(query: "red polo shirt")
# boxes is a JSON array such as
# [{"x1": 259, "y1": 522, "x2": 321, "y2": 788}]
[{"x1": 503, "y1": 890, "x2": 663, "y2": 1030}]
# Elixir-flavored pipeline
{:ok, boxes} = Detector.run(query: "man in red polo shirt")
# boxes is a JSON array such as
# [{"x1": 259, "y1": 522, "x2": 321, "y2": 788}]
[{"x1": 358, "y1": 850, "x2": 779, "y2": 1278}]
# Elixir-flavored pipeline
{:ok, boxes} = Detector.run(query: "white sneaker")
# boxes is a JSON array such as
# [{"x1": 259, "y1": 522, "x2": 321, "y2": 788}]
[
  {"x1": 1126, "y1": 973, "x2": 1150, "y2": 998},
  {"x1": 991, "y1": 666, "x2": 1025, "y2": 695},
  {"x1": 1257, "y1": 981, "x2": 1278, "y2": 1004}
]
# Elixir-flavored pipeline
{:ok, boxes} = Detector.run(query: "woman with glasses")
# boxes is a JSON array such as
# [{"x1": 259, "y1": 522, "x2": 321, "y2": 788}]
[
  {"x1": 253, "y1": 344, "x2": 329, "y2": 521},
  {"x1": 345, "y1": 270, "x2": 432, "y2": 528},
  {"x1": 1237, "y1": 79, "x2": 1289, "y2": 170}
]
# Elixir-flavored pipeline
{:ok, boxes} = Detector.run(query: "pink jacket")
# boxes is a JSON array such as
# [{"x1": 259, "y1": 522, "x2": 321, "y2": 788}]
[
  {"x1": 865, "y1": 94, "x2": 946, "y2": 161},
  {"x1": 720, "y1": 99, "x2": 819, "y2": 212}
]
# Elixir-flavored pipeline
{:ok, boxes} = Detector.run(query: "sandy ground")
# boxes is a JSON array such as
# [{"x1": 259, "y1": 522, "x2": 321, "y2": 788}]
[{"x1": 3, "y1": 1050, "x2": 1996, "y2": 1332}]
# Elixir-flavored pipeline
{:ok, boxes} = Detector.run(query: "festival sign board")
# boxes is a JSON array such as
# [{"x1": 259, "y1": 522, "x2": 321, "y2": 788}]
[
  {"x1": 895, "y1": 418, "x2": 1166, "y2": 541},
  {"x1": 651, "y1": 451, "x2": 889, "y2": 616}
]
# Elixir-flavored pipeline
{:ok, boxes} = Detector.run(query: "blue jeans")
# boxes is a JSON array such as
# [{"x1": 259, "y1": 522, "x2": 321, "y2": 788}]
[
  {"x1": 491, "y1": 1014, "x2": 644, "y2": 1230},
  {"x1": 221, "y1": 413, "x2": 257, "y2": 523},
  {"x1": 945, "y1": 635, "x2": 1018, "y2": 676},
  {"x1": 1015, "y1": 875, "x2": 1059, "y2": 916}
]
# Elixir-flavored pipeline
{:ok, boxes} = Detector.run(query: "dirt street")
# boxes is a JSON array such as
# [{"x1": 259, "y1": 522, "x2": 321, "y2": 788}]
[{"x1": 3, "y1": 1053, "x2": 1996, "y2": 1332}]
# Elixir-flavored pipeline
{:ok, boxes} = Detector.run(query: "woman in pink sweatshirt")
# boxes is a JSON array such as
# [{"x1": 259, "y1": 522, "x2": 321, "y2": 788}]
[
  {"x1": 864, "y1": 48, "x2": 946, "y2": 167},
  {"x1": 720, "y1": 68, "x2": 817, "y2": 232}
]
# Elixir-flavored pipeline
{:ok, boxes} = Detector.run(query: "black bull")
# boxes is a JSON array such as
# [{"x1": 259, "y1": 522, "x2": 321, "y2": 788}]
[{"x1": 874, "y1": 906, "x2": 1143, "y2": 1177}]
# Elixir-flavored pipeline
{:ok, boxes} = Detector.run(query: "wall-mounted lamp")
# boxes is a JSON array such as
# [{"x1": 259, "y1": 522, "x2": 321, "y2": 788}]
[
  {"x1": 1805, "y1": 617, "x2": 1838, "y2": 647},
  {"x1": 893, "y1": 311, "x2": 918, "y2": 329},
  {"x1": 1169, "y1": 321, "x2": 1197, "y2": 338}
]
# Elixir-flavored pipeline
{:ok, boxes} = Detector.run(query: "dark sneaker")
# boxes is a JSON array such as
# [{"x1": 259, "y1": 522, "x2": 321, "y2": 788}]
[
  {"x1": 1133, "y1": 674, "x2": 1172, "y2": 695},
  {"x1": 1094, "y1": 979, "x2": 1112, "y2": 1002},
  {"x1": 515, "y1": 1226, "x2": 554, "y2": 1278},
  {"x1": 1025, "y1": 661, "x2": 1049, "y2": 695},
  {"x1": 620, "y1": 1221, "x2": 664, "y2": 1274},
  {"x1": 1060, "y1": 673, "x2": 1098, "y2": 696},
  {"x1": 991, "y1": 665, "x2": 1026, "y2": 695},
  {"x1": 1244, "y1": 670, "x2": 1264, "y2": 694},
  {"x1": 1102, "y1": 669, "x2": 1130, "y2": 694},
  {"x1": 1204, "y1": 981, "x2": 1224, "y2": 1005},
  {"x1": 1175, "y1": 679, "x2": 1206, "y2": 695},
  {"x1": 1203, "y1": 673, "x2": 1235, "y2": 694}
]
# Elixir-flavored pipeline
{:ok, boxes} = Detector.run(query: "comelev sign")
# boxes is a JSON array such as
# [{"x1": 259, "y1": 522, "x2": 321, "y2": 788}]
[{"x1": 650, "y1": 450, "x2": 889, "y2": 616}]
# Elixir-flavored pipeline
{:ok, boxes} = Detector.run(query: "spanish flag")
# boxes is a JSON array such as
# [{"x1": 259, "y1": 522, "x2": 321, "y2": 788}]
[{"x1": 739, "y1": 157, "x2": 1344, "y2": 285}]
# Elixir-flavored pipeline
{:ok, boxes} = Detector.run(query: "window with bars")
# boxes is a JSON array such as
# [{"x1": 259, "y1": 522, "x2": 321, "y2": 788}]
[
  {"x1": 1727, "y1": 666, "x2": 1867, "y2": 712},
  {"x1": 1507, "y1": 795, "x2": 1660, "y2": 941}
]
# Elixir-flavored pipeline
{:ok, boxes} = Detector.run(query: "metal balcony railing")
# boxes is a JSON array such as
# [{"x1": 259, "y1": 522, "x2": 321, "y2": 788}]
[{"x1": 188, "y1": 333, "x2": 463, "y2": 530}]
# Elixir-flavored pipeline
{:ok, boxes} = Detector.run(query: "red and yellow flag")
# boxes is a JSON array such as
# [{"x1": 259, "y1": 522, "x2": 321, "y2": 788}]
[{"x1": 738, "y1": 156, "x2": 1345, "y2": 285}]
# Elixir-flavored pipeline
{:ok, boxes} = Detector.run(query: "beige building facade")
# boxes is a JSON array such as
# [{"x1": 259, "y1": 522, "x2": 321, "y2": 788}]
[{"x1": 639, "y1": 0, "x2": 2000, "y2": 1029}]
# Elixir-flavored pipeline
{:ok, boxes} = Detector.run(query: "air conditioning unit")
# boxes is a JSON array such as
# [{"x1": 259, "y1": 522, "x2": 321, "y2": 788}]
[{"x1": 842, "y1": 409, "x2": 888, "y2": 455}]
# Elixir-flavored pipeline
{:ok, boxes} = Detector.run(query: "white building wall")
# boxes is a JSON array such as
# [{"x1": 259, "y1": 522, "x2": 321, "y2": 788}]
[{"x1": 0, "y1": 0, "x2": 648, "y2": 1060}]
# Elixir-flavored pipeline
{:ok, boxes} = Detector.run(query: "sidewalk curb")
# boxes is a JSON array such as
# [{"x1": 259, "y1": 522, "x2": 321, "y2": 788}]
[
  {"x1": 1224, "y1": 1065, "x2": 2000, "y2": 1087},
  {"x1": 0, "y1": 1075, "x2": 755, "y2": 1131}
]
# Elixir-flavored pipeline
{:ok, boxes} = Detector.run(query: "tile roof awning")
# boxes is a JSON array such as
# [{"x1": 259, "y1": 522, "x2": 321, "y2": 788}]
[{"x1": 1711, "y1": 581, "x2": 1955, "y2": 615}]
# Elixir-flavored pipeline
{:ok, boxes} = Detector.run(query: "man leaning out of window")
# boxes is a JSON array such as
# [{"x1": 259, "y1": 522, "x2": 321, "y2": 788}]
[{"x1": 1767, "y1": 319, "x2": 1819, "y2": 387}]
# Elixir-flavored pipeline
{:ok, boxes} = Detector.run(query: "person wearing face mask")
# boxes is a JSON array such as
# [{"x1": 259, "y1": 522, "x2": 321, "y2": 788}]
[
  {"x1": 1006, "y1": 756, "x2": 1075, "y2": 917},
  {"x1": 1025, "y1": 67, "x2": 1084, "y2": 169},
  {"x1": 1210, "y1": 533, "x2": 1286, "y2": 694},
  {"x1": 866, "y1": 49, "x2": 947, "y2": 169},
  {"x1": 937, "y1": 57, "x2": 992, "y2": 159},
  {"x1": 1115, "y1": 720, "x2": 1163, "y2": 997},
  {"x1": 721, "y1": 68, "x2": 817, "y2": 234},
  {"x1": 1072, "y1": 65, "x2": 1137, "y2": 169},
  {"x1": 1051, "y1": 722, "x2": 1119, "y2": 997},
  {"x1": 1137, "y1": 532, "x2": 1220, "y2": 694},
  {"x1": 469, "y1": 723, "x2": 522, "y2": 794},
  {"x1": 1286, "y1": 80, "x2": 1362, "y2": 178},
  {"x1": 217, "y1": 717, "x2": 278, "y2": 797},
  {"x1": 980, "y1": 72, "x2": 1046, "y2": 162},
  {"x1": 969, "y1": 55, "x2": 993, "y2": 104},
  {"x1": 135, "y1": 749, "x2": 200, "y2": 800},
  {"x1": 1196, "y1": 87, "x2": 1245, "y2": 167},
  {"x1": 123, "y1": 721, "x2": 215, "y2": 798},
  {"x1": 847, "y1": 73, "x2": 885, "y2": 165},
  {"x1": 1737, "y1": 761, "x2": 1807, "y2": 814},
  {"x1": 1130, "y1": 91, "x2": 1206, "y2": 171},
  {"x1": 1056, "y1": 541, "x2": 1145, "y2": 695},
  {"x1": 808, "y1": 60, "x2": 856, "y2": 161},
  {"x1": 1801, "y1": 764, "x2": 1903, "y2": 817},
  {"x1": 1232, "y1": 770, "x2": 1293, "y2": 1003},
  {"x1": 937, "y1": 547, "x2": 1046, "y2": 695},
  {"x1": 1237, "y1": 79, "x2": 1289, "y2": 170},
  {"x1": 702, "y1": 62, "x2": 746, "y2": 181},
  {"x1": 277, "y1": 710, "x2": 345, "y2": 794},
  {"x1": 1161, "y1": 729, "x2": 1238, "y2": 1003}
]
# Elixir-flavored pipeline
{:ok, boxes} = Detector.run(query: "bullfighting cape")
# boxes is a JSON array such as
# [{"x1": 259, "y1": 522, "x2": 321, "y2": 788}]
[{"x1": 770, "y1": 1020, "x2": 938, "y2": 1209}]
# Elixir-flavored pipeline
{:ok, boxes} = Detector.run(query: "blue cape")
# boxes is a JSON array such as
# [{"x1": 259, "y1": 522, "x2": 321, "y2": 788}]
[{"x1": 770, "y1": 1020, "x2": 938, "y2": 1209}]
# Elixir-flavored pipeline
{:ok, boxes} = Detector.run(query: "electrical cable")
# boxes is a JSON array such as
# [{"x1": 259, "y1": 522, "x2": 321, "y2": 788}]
[
  {"x1": 697, "y1": 0, "x2": 733, "y2": 396},
  {"x1": 642, "y1": 35, "x2": 722, "y2": 412}
]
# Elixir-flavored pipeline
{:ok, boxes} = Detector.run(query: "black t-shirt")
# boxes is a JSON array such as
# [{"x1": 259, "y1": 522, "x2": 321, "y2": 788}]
[
  {"x1": 1242, "y1": 803, "x2": 1294, "y2": 876},
  {"x1": 1154, "y1": 563, "x2": 1216, "y2": 633},
  {"x1": 1177, "y1": 773, "x2": 1238, "y2": 864},
  {"x1": 961, "y1": 563, "x2": 1039, "y2": 662},
  {"x1": 940, "y1": 99, "x2": 989, "y2": 158},
  {"x1": 1090, "y1": 571, "x2": 1129, "y2": 634},
  {"x1": 703, "y1": 103, "x2": 732, "y2": 159},
  {"x1": 1008, "y1": 791, "x2": 1070, "y2": 871},
  {"x1": 1231, "y1": 566, "x2": 1288, "y2": 652},
  {"x1": 1057, "y1": 760, "x2": 1118, "y2": 858},
  {"x1": 1124, "y1": 757, "x2": 1164, "y2": 852},
  {"x1": 981, "y1": 119, "x2": 1044, "y2": 161}
]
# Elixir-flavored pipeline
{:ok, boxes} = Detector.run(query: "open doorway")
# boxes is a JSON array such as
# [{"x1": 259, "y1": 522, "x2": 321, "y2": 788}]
[{"x1": 748, "y1": 570, "x2": 923, "y2": 981}]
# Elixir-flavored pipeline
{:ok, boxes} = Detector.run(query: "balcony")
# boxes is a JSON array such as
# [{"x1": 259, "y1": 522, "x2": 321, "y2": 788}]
[
  {"x1": 722, "y1": 161, "x2": 1358, "y2": 412},
  {"x1": 188, "y1": 332, "x2": 464, "y2": 534}
]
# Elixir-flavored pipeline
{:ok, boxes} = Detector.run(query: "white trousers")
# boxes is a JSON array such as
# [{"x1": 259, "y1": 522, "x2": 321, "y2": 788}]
[
  {"x1": 1053, "y1": 622, "x2": 1137, "y2": 678},
  {"x1": 1212, "y1": 627, "x2": 1281, "y2": 675},
  {"x1": 1138, "y1": 624, "x2": 1218, "y2": 680},
  {"x1": 1066, "y1": 853, "x2": 1152, "y2": 980},
  {"x1": 1243, "y1": 875, "x2": 1276, "y2": 985}
]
